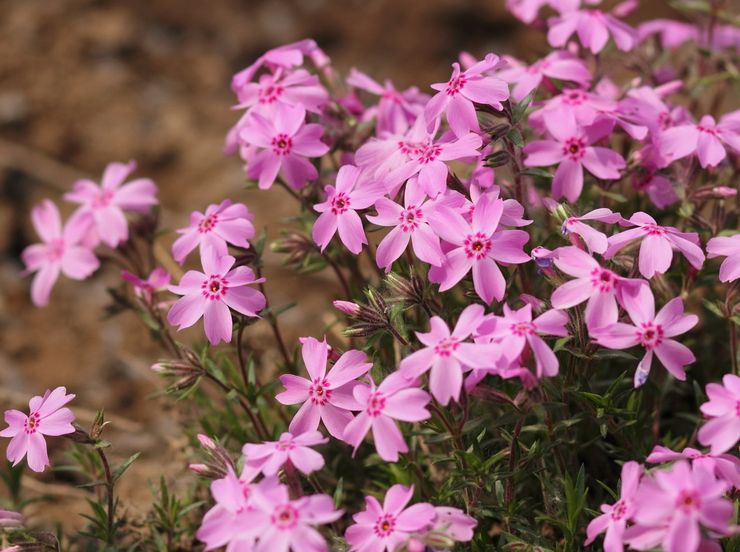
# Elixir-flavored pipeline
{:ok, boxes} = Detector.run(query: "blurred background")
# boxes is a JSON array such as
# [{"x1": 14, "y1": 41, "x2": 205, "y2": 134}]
[{"x1": 0, "y1": 0, "x2": 675, "y2": 529}]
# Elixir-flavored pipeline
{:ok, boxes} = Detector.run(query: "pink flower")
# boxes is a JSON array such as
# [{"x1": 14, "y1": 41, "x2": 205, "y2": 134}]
[
  {"x1": 698, "y1": 374, "x2": 740, "y2": 455},
  {"x1": 584, "y1": 461, "x2": 642, "y2": 552},
  {"x1": 234, "y1": 68, "x2": 328, "y2": 115},
  {"x1": 367, "y1": 181, "x2": 445, "y2": 271},
  {"x1": 243, "y1": 431, "x2": 328, "y2": 476},
  {"x1": 497, "y1": 51, "x2": 592, "y2": 102},
  {"x1": 547, "y1": 8, "x2": 637, "y2": 54},
  {"x1": 343, "y1": 372, "x2": 431, "y2": 461},
  {"x1": 275, "y1": 336, "x2": 372, "y2": 440},
  {"x1": 21, "y1": 200, "x2": 100, "y2": 307},
  {"x1": 707, "y1": 234, "x2": 740, "y2": 282},
  {"x1": 400, "y1": 304, "x2": 498, "y2": 404},
  {"x1": 523, "y1": 111, "x2": 626, "y2": 202},
  {"x1": 240, "y1": 104, "x2": 329, "y2": 190},
  {"x1": 424, "y1": 54, "x2": 509, "y2": 137},
  {"x1": 249, "y1": 484, "x2": 342, "y2": 552},
  {"x1": 638, "y1": 19, "x2": 700, "y2": 49},
  {"x1": 549, "y1": 246, "x2": 645, "y2": 331},
  {"x1": 632, "y1": 171, "x2": 679, "y2": 210},
  {"x1": 604, "y1": 212, "x2": 705, "y2": 279},
  {"x1": 64, "y1": 160, "x2": 158, "y2": 247},
  {"x1": 428, "y1": 507, "x2": 477, "y2": 544},
  {"x1": 167, "y1": 247, "x2": 266, "y2": 345},
  {"x1": 561, "y1": 208, "x2": 622, "y2": 254},
  {"x1": 477, "y1": 303, "x2": 569, "y2": 378},
  {"x1": 1, "y1": 387, "x2": 75, "y2": 473},
  {"x1": 430, "y1": 194, "x2": 530, "y2": 303},
  {"x1": 313, "y1": 165, "x2": 385, "y2": 254},
  {"x1": 121, "y1": 267, "x2": 171, "y2": 303},
  {"x1": 171, "y1": 200, "x2": 256, "y2": 264},
  {"x1": 658, "y1": 112, "x2": 740, "y2": 168},
  {"x1": 345, "y1": 484, "x2": 436, "y2": 552},
  {"x1": 646, "y1": 446, "x2": 740, "y2": 489},
  {"x1": 591, "y1": 285, "x2": 697, "y2": 387},
  {"x1": 625, "y1": 461, "x2": 733, "y2": 552}
]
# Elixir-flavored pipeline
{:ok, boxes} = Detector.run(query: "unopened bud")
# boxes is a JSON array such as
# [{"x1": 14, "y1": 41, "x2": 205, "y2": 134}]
[
  {"x1": 0, "y1": 509, "x2": 23, "y2": 528},
  {"x1": 197, "y1": 434, "x2": 217, "y2": 451},
  {"x1": 65, "y1": 425, "x2": 95, "y2": 445},
  {"x1": 489, "y1": 122, "x2": 512, "y2": 141},
  {"x1": 424, "y1": 531, "x2": 457, "y2": 549},
  {"x1": 484, "y1": 150, "x2": 511, "y2": 168},
  {"x1": 552, "y1": 203, "x2": 571, "y2": 225},
  {"x1": 333, "y1": 300, "x2": 361, "y2": 316}
]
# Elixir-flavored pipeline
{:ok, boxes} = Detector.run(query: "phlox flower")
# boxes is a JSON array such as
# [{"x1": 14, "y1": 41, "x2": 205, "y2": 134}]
[
  {"x1": 399, "y1": 304, "x2": 499, "y2": 405},
  {"x1": 647, "y1": 446, "x2": 740, "y2": 489},
  {"x1": 313, "y1": 164, "x2": 385, "y2": 254},
  {"x1": 591, "y1": 285, "x2": 697, "y2": 387},
  {"x1": 428, "y1": 507, "x2": 477, "y2": 545},
  {"x1": 21, "y1": 200, "x2": 100, "y2": 307},
  {"x1": 345, "y1": 484, "x2": 436, "y2": 552},
  {"x1": 171, "y1": 200, "x2": 255, "y2": 264},
  {"x1": 240, "y1": 104, "x2": 329, "y2": 189},
  {"x1": 584, "y1": 461, "x2": 642, "y2": 552},
  {"x1": 64, "y1": 160, "x2": 158, "y2": 248},
  {"x1": 637, "y1": 19, "x2": 700, "y2": 49},
  {"x1": 366, "y1": 179, "x2": 445, "y2": 271},
  {"x1": 707, "y1": 234, "x2": 740, "y2": 282},
  {"x1": 658, "y1": 111, "x2": 740, "y2": 168},
  {"x1": 121, "y1": 267, "x2": 171, "y2": 304},
  {"x1": 430, "y1": 194, "x2": 530, "y2": 303},
  {"x1": 618, "y1": 82, "x2": 688, "y2": 138},
  {"x1": 523, "y1": 111, "x2": 626, "y2": 202},
  {"x1": 625, "y1": 461, "x2": 733, "y2": 552},
  {"x1": 343, "y1": 372, "x2": 431, "y2": 462},
  {"x1": 549, "y1": 246, "x2": 645, "y2": 331},
  {"x1": 477, "y1": 303, "x2": 569, "y2": 378},
  {"x1": 698, "y1": 374, "x2": 740, "y2": 455},
  {"x1": 167, "y1": 247, "x2": 266, "y2": 345},
  {"x1": 561, "y1": 208, "x2": 622, "y2": 254},
  {"x1": 604, "y1": 212, "x2": 705, "y2": 279},
  {"x1": 243, "y1": 431, "x2": 328, "y2": 476},
  {"x1": 547, "y1": 7, "x2": 637, "y2": 54},
  {"x1": 531, "y1": 88, "x2": 617, "y2": 129},
  {"x1": 497, "y1": 50, "x2": 591, "y2": 102},
  {"x1": 234, "y1": 68, "x2": 328, "y2": 115},
  {"x1": 631, "y1": 170, "x2": 678, "y2": 210},
  {"x1": 425, "y1": 53, "x2": 509, "y2": 138},
  {"x1": 1, "y1": 387, "x2": 75, "y2": 472},
  {"x1": 275, "y1": 336, "x2": 372, "y2": 440}
]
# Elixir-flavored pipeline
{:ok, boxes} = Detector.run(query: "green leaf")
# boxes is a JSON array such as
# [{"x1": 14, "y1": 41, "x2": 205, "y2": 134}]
[
  {"x1": 512, "y1": 89, "x2": 536, "y2": 122},
  {"x1": 112, "y1": 452, "x2": 141, "y2": 483},
  {"x1": 506, "y1": 127, "x2": 524, "y2": 148},
  {"x1": 520, "y1": 167, "x2": 553, "y2": 180}
]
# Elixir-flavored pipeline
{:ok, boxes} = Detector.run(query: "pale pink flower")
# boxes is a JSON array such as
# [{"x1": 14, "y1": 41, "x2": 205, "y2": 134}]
[
  {"x1": 64, "y1": 160, "x2": 158, "y2": 247},
  {"x1": 400, "y1": 304, "x2": 499, "y2": 405},
  {"x1": 167, "y1": 247, "x2": 266, "y2": 345},
  {"x1": 313, "y1": 165, "x2": 385, "y2": 254},
  {"x1": 658, "y1": 112, "x2": 740, "y2": 168},
  {"x1": 366, "y1": 180, "x2": 445, "y2": 271},
  {"x1": 345, "y1": 484, "x2": 436, "y2": 552},
  {"x1": 171, "y1": 200, "x2": 256, "y2": 264},
  {"x1": 497, "y1": 51, "x2": 591, "y2": 102},
  {"x1": 425, "y1": 54, "x2": 509, "y2": 137},
  {"x1": 706, "y1": 234, "x2": 740, "y2": 282},
  {"x1": 698, "y1": 374, "x2": 740, "y2": 455},
  {"x1": 591, "y1": 285, "x2": 697, "y2": 387},
  {"x1": 430, "y1": 194, "x2": 530, "y2": 303},
  {"x1": 1, "y1": 387, "x2": 75, "y2": 473},
  {"x1": 604, "y1": 212, "x2": 705, "y2": 279},
  {"x1": 646, "y1": 446, "x2": 740, "y2": 489},
  {"x1": 625, "y1": 461, "x2": 733, "y2": 552},
  {"x1": 523, "y1": 111, "x2": 626, "y2": 202},
  {"x1": 21, "y1": 200, "x2": 100, "y2": 307},
  {"x1": 275, "y1": 336, "x2": 372, "y2": 440},
  {"x1": 343, "y1": 372, "x2": 431, "y2": 462},
  {"x1": 428, "y1": 506, "x2": 477, "y2": 544},
  {"x1": 584, "y1": 461, "x2": 642, "y2": 552},
  {"x1": 477, "y1": 303, "x2": 569, "y2": 378},
  {"x1": 240, "y1": 104, "x2": 329, "y2": 190},
  {"x1": 121, "y1": 267, "x2": 171, "y2": 303},
  {"x1": 243, "y1": 431, "x2": 328, "y2": 476},
  {"x1": 547, "y1": 8, "x2": 637, "y2": 54},
  {"x1": 638, "y1": 19, "x2": 700, "y2": 49},
  {"x1": 549, "y1": 246, "x2": 646, "y2": 331},
  {"x1": 561, "y1": 208, "x2": 622, "y2": 254}
]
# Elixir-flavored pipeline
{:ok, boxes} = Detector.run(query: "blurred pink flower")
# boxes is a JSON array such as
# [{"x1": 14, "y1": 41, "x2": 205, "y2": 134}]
[
  {"x1": 658, "y1": 112, "x2": 740, "y2": 168},
  {"x1": 706, "y1": 234, "x2": 740, "y2": 282},
  {"x1": 243, "y1": 431, "x2": 328, "y2": 476},
  {"x1": 698, "y1": 374, "x2": 740, "y2": 455},
  {"x1": 547, "y1": 8, "x2": 637, "y2": 54},
  {"x1": 121, "y1": 267, "x2": 171, "y2": 303},
  {"x1": 646, "y1": 445, "x2": 740, "y2": 489}
]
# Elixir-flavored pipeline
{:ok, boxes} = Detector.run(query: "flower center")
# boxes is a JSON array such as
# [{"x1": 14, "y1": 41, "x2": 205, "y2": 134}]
[
  {"x1": 735, "y1": 400, "x2": 740, "y2": 417},
  {"x1": 416, "y1": 143, "x2": 442, "y2": 164},
  {"x1": 330, "y1": 192, "x2": 351, "y2": 215},
  {"x1": 373, "y1": 513, "x2": 396, "y2": 537},
  {"x1": 675, "y1": 490, "x2": 701, "y2": 513},
  {"x1": 271, "y1": 133, "x2": 293, "y2": 156},
  {"x1": 276, "y1": 439, "x2": 296, "y2": 451},
  {"x1": 445, "y1": 74, "x2": 467, "y2": 96},
  {"x1": 563, "y1": 89, "x2": 586, "y2": 105},
  {"x1": 464, "y1": 232, "x2": 492, "y2": 260},
  {"x1": 399, "y1": 206, "x2": 423, "y2": 232},
  {"x1": 201, "y1": 275, "x2": 228, "y2": 301},
  {"x1": 367, "y1": 392, "x2": 386, "y2": 417},
  {"x1": 397, "y1": 140, "x2": 420, "y2": 157},
  {"x1": 637, "y1": 321, "x2": 664, "y2": 350},
  {"x1": 272, "y1": 504, "x2": 299, "y2": 530},
  {"x1": 46, "y1": 238, "x2": 65, "y2": 262},
  {"x1": 656, "y1": 111, "x2": 671, "y2": 131},
  {"x1": 91, "y1": 189, "x2": 115, "y2": 209},
  {"x1": 610, "y1": 499, "x2": 627, "y2": 521},
  {"x1": 434, "y1": 336, "x2": 460, "y2": 357},
  {"x1": 641, "y1": 223, "x2": 666, "y2": 236},
  {"x1": 590, "y1": 268, "x2": 617, "y2": 293},
  {"x1": 259, "y1": 83, "x2": 284, "y2": 104},
  {"x1": 198, "y1": 214, "x2": 218, "y2": 233},
  {"x1": 382, "y1": 90, "x2": 402, "y2": 104},
  {"x1": 697, "y1": 124, "x2": 718, "y2": 136},
  {"x1": 563, "y1": 137, "x2": 586, "y2": 160},
  {"x1": 24, "y1": 412, "x2": 41, "y2": 434},
  {"x1": 308, "y1": 378, "x2": 333, "y2": 406},
  {"x1": 511, "y1": 321, "x2": 536, "y2": 336}
]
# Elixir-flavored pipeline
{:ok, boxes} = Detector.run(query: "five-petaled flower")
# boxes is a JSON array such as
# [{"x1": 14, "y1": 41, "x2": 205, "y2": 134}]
[{"x1": 243, "y1": 430, "x2": 328, "y2": 476}]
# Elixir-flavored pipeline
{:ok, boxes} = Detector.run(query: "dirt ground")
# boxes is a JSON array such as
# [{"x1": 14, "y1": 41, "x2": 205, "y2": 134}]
[{"x1": 0, "y1": 0, "x2": 675, "y2": 535}]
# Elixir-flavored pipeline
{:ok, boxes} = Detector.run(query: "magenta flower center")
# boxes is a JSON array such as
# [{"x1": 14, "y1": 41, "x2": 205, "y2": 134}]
[
  {"x1": 416, "y1": 143, "x2": 442, "y2": 164},
  {"x1": 24, "y1": 412, "x2": 41, "y2": 434},
  {"x1": 641, "y1": 223, "x2": 666, "y2": 236},
  {"x1": 272, "y1": 504, "x2": 299, "y2": 529},
  {"x1": 464, "y1": 232, "x2": 492, "y2": 260},
  {"x1": 397, "y1": 140, "x2": 419, "y2": 156},
  {"x1": 367, "y1": 392, "x2": 386, "y2": 417},
  {"x1": 198, "y1": 214, "x2": 219, "y2": 233},
  {"x1": 91, "y1": 189, "x2": 115, "y2": 209},
  {"x1": 434, "y1": 336, "x2": 460, "y2": 357},
  {"x1": 201, "y1": 275, "x2": 228, "y2": 301},
  {"x1": 697, "y1": 124, "x2": 718, "y2": 136},
  {"x1": 657, "y1": 111, "x2": 672, "y2": 131},
  {"x1": 610, "y1": 499, "x2": 627, "y2": 521},
  {"x1": 590, "y1": 268, "x2": 617, "y2": 293},
  {"x1": 373, "y1": 513, "x2": 396, "y2": 537},
  {"x1": 735, "y1": 400, "x2": 740, "y2": 417},
  {"x1": 399, "y1": 206, "x2": 423, "y2": 232},
  {"x1": 271, "y1": 133, "x2": 293, "y2": 156},
  {"x1": 330, "y1": 192, "x2": 351, "y2": 215},
  {"x1": 308, "y1": 378, "x2": 333, "y2": 405},
  {"x1": 563, "y1": 137, "x2": 586, "y2": 161},
  {"x1": 46, "y1": 238, "x2": 66, "y2": 262},
  {"x1": 445, "y1": 74, "x2": 468, "y2": 96},
  {"x1": 676, "y1": 489, "x2": 701, "y2": 513},
  {"x1": 637, "y1": 321, "x2": 664, "y2": 350},
  {"x1": 382, "y1": 90, "x2": 402, "y2": 104},
  {"x1": 563, "y1": 89, "x2": 586, "y2": 105},
  {"x1": 259, "y1": 83, "x2": 284, "y2": 104},
  {"x1": 276, "y1": 439, "x2": 296, "y2": 451},
  {"x1": 511, "y1": 321, "x2": 536, "y2": 336}
]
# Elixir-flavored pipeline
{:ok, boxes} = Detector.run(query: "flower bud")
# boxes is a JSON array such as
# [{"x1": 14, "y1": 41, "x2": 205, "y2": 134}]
[
  {"x1": 484, "y1": 150, "x2": 511, "y2": 168},
  {"x1": 0, "y1": 509, "x2": 23, "y2": 528},
  {"x1": 423, "y1": 531, "x2": 457, "y2": 549},
  {"x1": 197, "y1": 433, "x2": 217, "y2": 451},
  {"x1": 333, "y1": 300, "x2": 360, "y2": 316}
]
